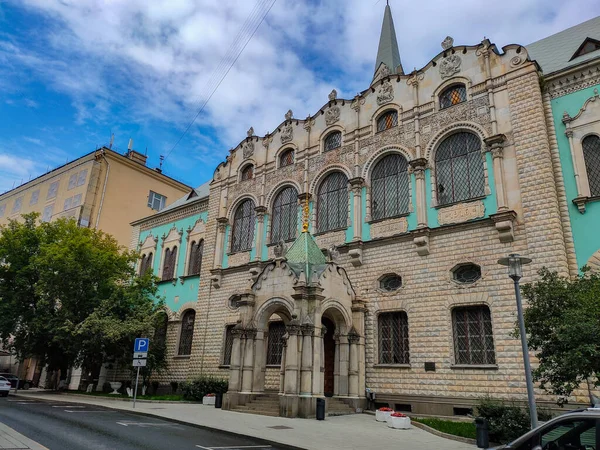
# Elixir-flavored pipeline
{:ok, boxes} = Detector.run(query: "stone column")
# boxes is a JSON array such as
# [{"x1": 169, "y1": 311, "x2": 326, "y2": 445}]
[
  {"x1": 279, "y1": 334, "x2": 287, "y2": 394},
  {"x1": 214, "y1": 217, "x2": 228, "y2": 269},
  {"x1": 409, "y1": 158, "x2": 428, "y2": 227},
  {"x1": 241, "y1": 329, "x2": 256, "y2": 393},
  {"x1": 338, "y1": 334, "x2": 349, "y2": 397},
  {"x1": 349, "y1": 177, "x2": 364, "y2": 241},
  {"x1": 228, "y1": 326, "x2": 243, "y2": 393},
  {"x1": 320, "y1": 327, "x2": 326, "y2": 396},
  {"x1": 252, "y1": 330, "x2": 265, "y2": 394},
  {"x1": 312, "y1": 326, "x2": 324, "y2": 396},
  {"x1": 484, "y1": 134, "x2": 508, "y2": 211},
  {"x1": 333, "y1": 334, "x2": 340, "y2": 396},
  {"x1": 348, "y1": 332, "x2": 360, "y2": 398},
  {"x1": 254, "y1": 206, "x2": 267, "y2": 261},
  {"x1": 300, "y1": 324, "x2": 314, "y2": 395},
  {"x1": 284, "y1": 323, "x2": 301, "y2": 395}
]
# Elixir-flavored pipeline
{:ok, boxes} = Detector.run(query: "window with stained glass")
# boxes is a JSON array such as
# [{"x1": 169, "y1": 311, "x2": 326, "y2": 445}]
[
  {"x1": 324, "y1": 131, "x2": 342, "y2": 152},
  {"x1": 439, "y1": 84, "x2": 467, "y2": 109},
  {"x1": 317, "y1": 172, "x2": 348, "y2": 233},
  {"x1": 378, "y1": 312, "x2": 409, "y2": 364},
  {"x1": 266, "y1": 322, "x2": 286, "y2": 365},
  {"x1": 452, "y1": 306, "x2": 495, "y2": 365},
  {"x1": 178, "y1": 310, "x2": 195, "y2": 356},
  {"x1": 188, "y1": 240, "x2": 204, "y2": 276},
  {"x1": 435, "y1": 132, "x2": 485, "y2": 205},
  {"x1": 231, "y1": 199, "x2": 256, "y2": 252},
  {"x1": 279, "y1": 149, "x2": 295, "y2": 167},
  {"x1": 371, "y1": 154, "x2": 410, "y2": 220},
  {"x1": 376, "y1": 110, "x2": 398, "y2": 132},
  {"x1": 271, "y1": 186, "x2": 298, "y2": 243},
  {"x1": 241, "y1": 165, "x2": 254, "y2": 181},
  {"x1": 582, "y1": 135, "x2": 600, "y2": 197}
]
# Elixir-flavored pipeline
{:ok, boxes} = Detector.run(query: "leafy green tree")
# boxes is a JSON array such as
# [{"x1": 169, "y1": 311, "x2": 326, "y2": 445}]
[{"x1": 521, "y1": 268, "x2": 600, "y2": 404}]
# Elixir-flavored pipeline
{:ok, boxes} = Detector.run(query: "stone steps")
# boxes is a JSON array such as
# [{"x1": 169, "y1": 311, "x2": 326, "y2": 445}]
[{"x1": 230, "y1": 395, "x2": 357, "y2": 418}]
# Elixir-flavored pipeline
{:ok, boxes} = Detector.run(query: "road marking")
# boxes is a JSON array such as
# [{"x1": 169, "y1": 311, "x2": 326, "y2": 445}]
[
  {"x1": 196, "y1": 446, "x2": 272, "y2": 449},
  {"x1": 64, "y1": 410, "x2": 116, "y2": 413},
  {"x1": 52, "y1": 405, "x2": 86, "y2": 408},
  {"x1": 116, "y1": 421, "x2": 180, "y2": 428}
]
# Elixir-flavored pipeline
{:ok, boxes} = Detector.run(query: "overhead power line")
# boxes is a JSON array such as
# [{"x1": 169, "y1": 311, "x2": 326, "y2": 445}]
[{"x1": 164, "y1": 0, "x2": 277, "y2": 162}]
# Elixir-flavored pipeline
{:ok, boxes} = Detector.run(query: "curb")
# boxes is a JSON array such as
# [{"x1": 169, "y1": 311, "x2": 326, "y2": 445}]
[{"x1": 15, "y1": 393, "x2": 305, "y2": 450}]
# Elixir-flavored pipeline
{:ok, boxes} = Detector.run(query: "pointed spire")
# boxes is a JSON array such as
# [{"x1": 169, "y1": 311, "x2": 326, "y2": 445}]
[{"x1": 373, "y1": 3, "x2": 403, "y2": 80}]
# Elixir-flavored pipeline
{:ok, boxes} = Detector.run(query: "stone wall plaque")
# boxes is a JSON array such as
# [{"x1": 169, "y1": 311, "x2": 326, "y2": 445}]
[
  {"x1": 370, "y1": 217, "x2": 408, "y2": 239},
  {"x1": 228, "y1": 251, "x2": 250, "y2": 267},
  {"x1": 315, "y1": 230, "x2": 346, "y2": 249},
  {"x1": 437, "y1": 201, "x2": 485, "y2": 225}
]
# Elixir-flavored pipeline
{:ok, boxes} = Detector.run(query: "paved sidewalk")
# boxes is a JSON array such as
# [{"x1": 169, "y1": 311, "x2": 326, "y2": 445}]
[
  {"x1": 0, "y1": 422, "x2": 47, "y2": 450},
  {"x1": 14, "y1": 391, "x2": 475, "y2": 450}
]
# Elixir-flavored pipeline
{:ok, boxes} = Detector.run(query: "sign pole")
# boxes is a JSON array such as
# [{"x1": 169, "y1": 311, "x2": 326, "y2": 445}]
[{"x1": 133, "y1": 366, "x2": 140, "y2": 409}]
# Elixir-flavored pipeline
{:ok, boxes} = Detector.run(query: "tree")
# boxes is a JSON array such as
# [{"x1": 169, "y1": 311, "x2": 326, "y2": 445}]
[
  {"x1": 0, "y1": 213, "x2": 165, "y2": 384},
  {"x1": 521, "y1": 268, "x2": 600, "y2": 404}
]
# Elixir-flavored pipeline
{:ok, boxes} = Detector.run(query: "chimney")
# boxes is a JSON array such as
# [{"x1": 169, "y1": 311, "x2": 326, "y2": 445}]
[{"x1": 125, "y1": 139, "x2": 148, "y2": 166}]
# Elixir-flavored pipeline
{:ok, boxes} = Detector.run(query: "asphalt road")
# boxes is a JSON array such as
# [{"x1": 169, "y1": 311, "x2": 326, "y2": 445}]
[{"x1": 0, "y1": 395, "x2": 289, "y2": 450}]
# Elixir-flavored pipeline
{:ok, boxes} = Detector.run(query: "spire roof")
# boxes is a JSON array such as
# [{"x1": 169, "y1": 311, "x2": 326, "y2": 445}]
[
  {"x1": 373, "y1": 3, "x2": 403, "y2": 79},
  {"x1": 285, "y1": 231, "x2": 327, "y2": 283}
]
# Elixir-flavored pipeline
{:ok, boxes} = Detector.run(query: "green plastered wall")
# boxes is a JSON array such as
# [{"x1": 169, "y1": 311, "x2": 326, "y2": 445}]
[
  {"x1": 551, "y1": 83, "x2": 600, "y2": 270},
  {"x1": 138, "y1": 209, "x2": 208, "y2": 312}
]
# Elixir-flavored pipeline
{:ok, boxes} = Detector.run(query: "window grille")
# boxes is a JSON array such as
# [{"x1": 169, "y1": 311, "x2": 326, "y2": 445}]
[
  {"x1": 376, "y1": 110, "x2": 398, "y2": 132},
  {"x1": 148, "y1": 191, "x2": 167, "y2": 211},
  {"x1": 453, "y1": 263, "x2": 481, "y2": 284},
  {"x1": 378, "y1": 312, "x2": 409, "y2": 364},
  {"x1": 178, "y1": 310, "x2": 195, "y2": 356},
  {"x1": 223, "y1": 325, "x2": 235, "y2": 365},
  {"x1": 452, "y1": 306, "x2": 495, "y2": 365},
  {"x1": 435, "y1": 132, "x2": 485, "y2": 205},
  {"x1": 317, "y1": 172, "x2": 348, "y2": 233},
  {"x1": 279, "y1": 149, "x2": 294, "y2": 167},
  {"x1": 30, "y1": 190, "x2": 40, "y2": 206},
  {"x1": 371, "y1": 154, "x2": 410, "y2": 220},
  {"x1": 267, "y1": 322, "x2": 286, "y2": 365},
  {"x1": 154, "y1": 312, "x2": 168, "y2": 348},
  {"x1": 241, "y1": 165, "x2": 254, "y2": 181},
  {"x1": 583, "y1": 135, "x2": 600, "y2": 197},
  {"x1": 379, "y1": 274, "x2": 402, "y2": 291},
  {"x1": 271, "y1": 186, "x2": 298, "y2": 242},
  {"x1": 324, "y1": 131, "x2": 342, "y2": 152},
  {"x1": 188, "y1": 240, "x2": 203, "y2": 275},
  {"x1": 139, "y1": 252, "x2": 153, "y2": 275},
  {"x1": 439, "y1": 84, "x2": 467, "y2": 109},
  {"x1": 162, "y1": 246, "x2": 177, "y2": 280},
  {"x1": 231, "y1": 199, "x2": 256, "y2": 252}
]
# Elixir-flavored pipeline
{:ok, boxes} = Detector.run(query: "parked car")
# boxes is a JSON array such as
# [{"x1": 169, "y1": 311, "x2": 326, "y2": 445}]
[
  {"x1": 0, "y1": 376, "x2": 11, "y2": 397},
  {"x1": 0, "y1": 373, "x2": 29, "y2": 390},
  {"x1": 493, "y1": 408, "x2": 600, "y2": 449}
]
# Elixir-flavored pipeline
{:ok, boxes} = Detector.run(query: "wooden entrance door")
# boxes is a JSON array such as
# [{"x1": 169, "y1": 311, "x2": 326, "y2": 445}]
[{"x1": 322, "y1": 317, "x2": 335, "y2": 397}]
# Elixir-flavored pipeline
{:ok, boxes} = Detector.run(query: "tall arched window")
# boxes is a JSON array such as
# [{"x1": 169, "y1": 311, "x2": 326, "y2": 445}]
[
  {"x1": 371, "y1": 154, "x2": 410, "y2": 220},
  {"x1": 271, "y1": 186, "x2": 298, "y2": 242},
  {"x1": 435, "y1": 132, "x2": 485, "y2": 205},
  {"x1": 241, "y1": 165, "x2": 254, "y2": 181},
  {"x1": 279, "y1": 149, "x2": 295, "y2": 167},
  {"x1": 317, "y1": 172, "x2": 348, "y2": 232},
  {"x1": 582, "y1": 135, "x2": 600, "y2": 197},
  {"x1": 178, "y1": 310, "x2": 195, "y2": 356},
  {"x1": 139, "y1": 252, "x2": 153, "y2": 275},
  {"x1": 188, "y1": 240, "x2": 204, "y2": 276},
  {"x1": 324, "y1": 131, "x2": 342, "y2": 152},
  {"x1": 266, "y1": 321, "x2": 286, "y2": 366},
  {"x1": 161, "y1": 247, "x2": 177, "y2": 280},
  {"x1": 439, "y1": 84, "x2": 467, "y2": 109},
  {"x1": 231, "y1": 199, "x2": 256, "y2": 252},
  {"x1": 153, "y1": 311, "x2": 169, "y2": 349},
  {"x1": 376, "y1": 110, "x2": 398, "y2": 132}
]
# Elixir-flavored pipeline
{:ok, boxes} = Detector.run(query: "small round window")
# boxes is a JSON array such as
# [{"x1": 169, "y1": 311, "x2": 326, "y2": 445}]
[
  {"x1": 228, "y1": 295, "x2": 240, "y2": 310},
  {"x1": 380, "y1": 274, "x2": 402, "y2": 291},
  {"x1": 453, "y1": 264, "x2": 481, "y2": 284}
]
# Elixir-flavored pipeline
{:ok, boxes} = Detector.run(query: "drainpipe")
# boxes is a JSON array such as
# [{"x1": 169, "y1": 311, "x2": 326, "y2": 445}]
[{"x1": 95, "y1": 153, "x2": 110, "y2": 229}]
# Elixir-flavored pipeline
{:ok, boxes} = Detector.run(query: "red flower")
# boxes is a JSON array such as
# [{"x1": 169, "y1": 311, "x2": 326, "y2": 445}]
[
  {"x1": 205, "y1": 393, "x2": 215, "y2": 397},
  {"x1": 391, "y1": 412, "x2": 407, "y2": 417},
  {"x1": 378, "y1": 407, "x2": 393, "y2": 412}
]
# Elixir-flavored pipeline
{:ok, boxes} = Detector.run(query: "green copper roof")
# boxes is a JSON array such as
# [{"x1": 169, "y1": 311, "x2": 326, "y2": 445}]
[
  {"x1": 374, "y1": 4, "x2": 403, "y2": 77},
  {"x1": 286, "y1": 231, "x2": 327, "y2": 281}
]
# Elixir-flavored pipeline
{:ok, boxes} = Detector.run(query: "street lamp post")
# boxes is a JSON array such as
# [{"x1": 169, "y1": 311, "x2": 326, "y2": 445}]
[{"x1": 498, "y1": 253, "x2": 538, "y2": 429}]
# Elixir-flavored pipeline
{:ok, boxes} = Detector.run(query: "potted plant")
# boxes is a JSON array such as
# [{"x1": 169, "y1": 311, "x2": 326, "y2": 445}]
[
  {"x1": 387, "y1": 412, "x2": 411, "y2": 429},
  {"x1": 202, "y1": 393, "x2": 216, "y2": 406},
  {"x1": 376, "y1": 406, "x2": 393, "y2": 422}
]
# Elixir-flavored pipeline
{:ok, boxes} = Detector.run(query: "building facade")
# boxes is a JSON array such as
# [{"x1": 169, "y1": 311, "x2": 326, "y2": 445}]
[{"x1": 138, "y1": 6, "x2": 600, "y2": 418}]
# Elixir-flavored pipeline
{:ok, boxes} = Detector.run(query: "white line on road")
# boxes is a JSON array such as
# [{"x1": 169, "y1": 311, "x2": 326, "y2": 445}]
[
  {"x1": 64, "y1": 410, "x2": 116, "y2": 413},
  {"x1": 51, "y1": 405, "x2": 86, "y2": 408},
  {"x1": 196, "y1": 446, "x2": 272, "y2": 449},
  {"x1": 116, "y1": 422, "x2": 179, "y2": 428}
]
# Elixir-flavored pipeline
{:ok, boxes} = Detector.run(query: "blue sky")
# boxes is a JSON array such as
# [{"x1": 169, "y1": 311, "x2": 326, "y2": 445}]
[{"x1": 1, "y1": 0, "x2": 599, "y2": 193}]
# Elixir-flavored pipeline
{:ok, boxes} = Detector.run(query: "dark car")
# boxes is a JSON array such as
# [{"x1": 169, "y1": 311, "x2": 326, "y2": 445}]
[
  {"x1": 494, "y1": 408, "x2": 600, "y2": 450},
  {"x1": 0, "y1": 373, "x2": 30, "y2": 389}
]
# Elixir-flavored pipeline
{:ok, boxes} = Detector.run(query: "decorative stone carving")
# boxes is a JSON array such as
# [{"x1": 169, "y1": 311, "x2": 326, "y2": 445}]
[
  {"x1": 328, "y1": 89, "x2": 337, "y2": 101},
  {"x1": 411, "y1": 228, "x2": 430, "y2": 256},
  {"x1": 211, "y1": 271, "x2": 222, "y2": 289},
  {"x1": 351, "y1": 95, "x2": 365, "y2": 112},
  {"x1": 510, "y1": 56, "x2": 524, "y2": 67},
  {"x1": 325, "y1": 106, "x2": 340, "y2": 125},
  {"x1": 247, "y1": 127, "x2": 254, "y2": 137},
  {"x1": 326, "y1": 245, "x2": 340, "y2": 262},
  {"x1": 441, "y1": 36, "x2": 454, "y2": 50},
  {"x1": 228, "y1": 251, "x2": 251, "y2": 267},
  {"x1": 437, "y1": 201, "x2": 485, "y2": 225},
  {"x1": 262, "y1": 135, "x2": 273, "y2": 148},
  {"x1": 242, "y1": 139, "x2": 255, "y2": 159},
  {"x1": 217, "y1": 217, "x2": 228, "y2": 233},
  {"x1": 370, "y1": 217, "x2": 408, "y2": 239},
  {"x1": 490, "y1": 210, "x2": 517, "y2": 243},
  {"x1": 280, "y1": 123, "x2": 293, "y2": 144},
  {"x1": 315, "y1": 231, "x2": 345, "y2": 250},
  {"x1": 347, "y1": 241, "x2": 363, "y2": 267},
  {"x1": 439, "y1": 53, "x2": 462, "y2": 79},
  {"x1": 285, "y1": 109, "x2": 293, "y2": 121},
  {"x1": 273, "y1": 240, "x2": 286, "y2": 258},
  {"x1": 376, "y1": 79, "x2": 394, "y2": 105},
  {"x1": 380, "y1": 63, "x2": 391, "y2": 78}
]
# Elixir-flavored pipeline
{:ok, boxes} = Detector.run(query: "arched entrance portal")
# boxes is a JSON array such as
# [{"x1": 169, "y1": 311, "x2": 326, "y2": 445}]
[{"x1": 322, "y1": 317, "x2": 335, "y2": 397}]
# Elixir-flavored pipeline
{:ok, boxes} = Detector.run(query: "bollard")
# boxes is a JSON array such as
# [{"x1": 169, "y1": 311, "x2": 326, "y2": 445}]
[
  {"x1": 474, "y1": 417, "x2": 489, "y2": 449},
  {"x1": 215, "y1": 393, "x2": 223, "y2": 409},
  {"x1": 316, "y1": 398, "x2": 326, "y2": 421}
]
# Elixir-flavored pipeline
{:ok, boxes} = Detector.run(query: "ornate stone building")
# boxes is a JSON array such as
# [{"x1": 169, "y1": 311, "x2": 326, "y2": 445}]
[{"x1": 134, "y1": 6, "x2": 597, "y2": 417}]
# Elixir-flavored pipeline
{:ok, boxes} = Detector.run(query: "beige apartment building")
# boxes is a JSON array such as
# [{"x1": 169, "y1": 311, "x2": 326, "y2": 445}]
[{"x1": 0, "y1": 146, "x2": 190, "y2": 248}]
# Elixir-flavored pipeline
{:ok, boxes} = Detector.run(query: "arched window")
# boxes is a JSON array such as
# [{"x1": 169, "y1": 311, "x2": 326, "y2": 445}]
[
  {"x1": 178, "y1": 310, "x2": 195, "y2": 356},
  {"x1": 161, "y1": 247, "x2": 177, "y2": 281},
  {"x1": 266, "y1": 321, "x2": 286, "y2": 366},
  {"x1": 324, "y1": 131, "x2": 342, "y2": 152},
  {"x1": 139, "y1": 252, "x2": 153, "y2": 276},
  {"x1": 452, "y1": 305, "x2": 495, "y2": 365},
  {"x1": 435, "y1": 132, "x2": 485, "y2": 205},
  {"x1": 153, "y1": 311, "x2": 169, "y2": 349},
  {"x1": 439, "y1": 84, "x2": 467, "y2": 109},
  {"x1": 271, "y1": 187, "x2": 298, "y2": 243},
  {"x1": 188, "y1": 240, "x2": 204, "y2": 276},
  {"x1": 582, "y1": 135, "x2": 600, "y2": 197},
  {"x1": 317, "y1": 172, "x2": 348, "y2": 232},
  {"x1": 279, "y1": 149, "x2": 295, "y2": 167},
  {"x1": 241, "y1": 165, "x2": 254, "y2": 181},
  {"x1": 376, "y1": 110, "x2": 398, "y2": 132},
  {"x1": 371, "y1": 154, "x2": 410, "y2": 220},
  {"x1": 231, "y1": 199, "x2": 256, "y2": 252}
]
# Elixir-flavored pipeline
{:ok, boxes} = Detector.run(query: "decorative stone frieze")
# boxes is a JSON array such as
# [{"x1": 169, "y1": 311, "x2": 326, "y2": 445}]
[
  {"x1": 370, "y1": 217, "x2": 408, "y2": 239},
  {"x1": 315, "y1": 230, "x2": 346, "y2": 249},
  {"x1": 228, "y1": 251, "x2": 251, "y2": 267},
  {"x1": 437, "y1": 201, "x2": 485, "y2": 225}
]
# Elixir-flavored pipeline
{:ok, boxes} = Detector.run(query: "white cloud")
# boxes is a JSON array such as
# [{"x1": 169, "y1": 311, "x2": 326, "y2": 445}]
[{"x1": 0, "y1": 153, "x2": 40, "y2": 193}]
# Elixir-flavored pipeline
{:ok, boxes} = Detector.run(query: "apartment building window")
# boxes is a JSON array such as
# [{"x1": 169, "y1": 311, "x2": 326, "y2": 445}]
[
  {"x1": 0, "y1": 204, "x2": 6, "y2": 218},
  {"x1": 64, "y1": 197, "x2": 72, "y2": 211},
  {"x1": 11, "y1": 197, "x2": 23, "y2": 214},
  {"x1": 42, "y1": 204, "x2": 54, "y2": 222},
  {"x1": 77, "y1": 169, "x2": 88, "y2": 187},
  {"x1": 72, "y1": 194, "x2": 82, "y2": 208},
  {"x1": 68, "y1": 173, "x2": 78, "y2": 190},
  {"x1": 378, "y1": 311, "x2": 410, "y2": 364},
  {"x1": 452, "y1": 305, "x2": 495, "y2": 365},
  {"x1": 266, "y1": 322, "x2": 286, "y2": 366},
  {"x1": 30, "y1": 190, "x2": 39, "y2": 206},
  {"x1": 47, "y1": 181, "x2": 59, "y2": 200},
  {"x1": 148, "y1": 191, "x2": 167, "y2": 211}
]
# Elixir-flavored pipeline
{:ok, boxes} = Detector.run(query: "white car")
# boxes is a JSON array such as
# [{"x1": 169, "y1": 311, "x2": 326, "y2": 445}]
[{"x1": 0, "y1": 376, "x2": 11, "y2": 397}]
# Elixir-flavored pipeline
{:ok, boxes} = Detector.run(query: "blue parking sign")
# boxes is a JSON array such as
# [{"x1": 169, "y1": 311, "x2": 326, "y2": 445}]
[{"x1": 134, "y1": 338, "x2": 150, "y2": 353}]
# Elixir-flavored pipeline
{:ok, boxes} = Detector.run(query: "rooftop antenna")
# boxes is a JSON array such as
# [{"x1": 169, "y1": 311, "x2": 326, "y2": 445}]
[
  {"x1": 128, "y1": 138, "x2": 134, "y2": 153},
  {"x1": 109, "y1": 133, "x2": 115, "y2": 149},
  {"x1": 145, "y1": 147, "x2": 148, "y2": 155},
  {"x1": 159, "y1": 155, "x2": 165, "y2": 171}
]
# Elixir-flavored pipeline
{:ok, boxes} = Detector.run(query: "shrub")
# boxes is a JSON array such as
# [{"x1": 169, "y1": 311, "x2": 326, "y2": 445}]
[
  {"x1": 170, "y1": 381, "x2": 179, "y2": 394},
  {"x1": 102, "y1": 382, "x2": 112, "y2": 393},
  {"x1": 477, "y1": 397, "x2": 532, "y2": 444},
  {"x1": 181, "y1": 376, "x2": 228, "y2": 401}
]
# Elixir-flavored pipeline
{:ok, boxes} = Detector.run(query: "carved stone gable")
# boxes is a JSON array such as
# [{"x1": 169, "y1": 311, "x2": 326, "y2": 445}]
[
  {"x1": 281, "y1": 123, "x2": 293, "y2": 144},
  {"x1": 439, "y1": 54, "x2": 461, "y2": 79},
  {"x1": 376, "y1": 78, "x2": 394, "y2": 105},
  {"x1": 325, "y1": 106, "x2": 340, "y2": 125}
]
